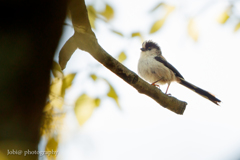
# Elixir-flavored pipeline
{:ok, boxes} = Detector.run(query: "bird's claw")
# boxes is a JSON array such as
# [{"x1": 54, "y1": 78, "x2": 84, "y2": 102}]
[{"x1": 151, "y1": 83, "x2": 160, "y2": 88}]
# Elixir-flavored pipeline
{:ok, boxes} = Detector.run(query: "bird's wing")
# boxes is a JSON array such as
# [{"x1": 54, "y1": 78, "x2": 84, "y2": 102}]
[{"x1": 154, "y1": 56, "x2": 184, "y2": 79}]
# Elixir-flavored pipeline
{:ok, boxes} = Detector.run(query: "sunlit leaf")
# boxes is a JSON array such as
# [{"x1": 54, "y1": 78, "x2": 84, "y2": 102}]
[
  {"x1": 165, "y1": 4, "x2": 175, "y2": 15},
  {"x1": 87, "y1": 5, "x2": 97, "y2": 29},
  {"x1": 107, "y1": 83, "x2": 120, "y2": 109},
  {"x1": 50, "y1": 78, "x2": 62, "y2": 97},
  {"x1": 43, "y1": 102, "x2": 52, "y2": 112},
  {"x1": 187, "y1": 18, "x2": 199, "y2": 41},
  {"x1": 95, "y1": 98, "x2": 101, "y2": 107},
  {"x1": 90, "y1": 74, "x2": 98, "y2": 81},
  {"x1": 45, "y1": 137, "x2": 58, "y2": 159},
  {"x1": 131, "y1": 32, "x2": 141, "y2": 37},
  {"x1": 234, "y1": 22, "x2": 240, "y2": 32},
  {"x1": 52, "y1": 61, "x2": 63, "y2": 78},
  {"x1": 50, "y1": 98, "x2": 64, "y2": 109},
  {"x1": 150, "y1": 19, "x2": 165, "y2": 34},
  {"x1": 74, "y1": 94, "x2": 98, "y2": 125},
  {"x1": 150, "y1": 2, "x2": 164, "y2": 12},
  {"x1": 49, "y1": 78, "x2": 64, "y2": 109},
  {"x1": 217, "y1": 7, "x2": 231, "y2": 24},
  {"x1": 131, "y1": 32, "x2": 144, "y2": 42},
  {"x1": 62, "y1": 73, "x2": 76, "y2": 94},
  {"x1": 149, "y1": 4, "x2": 174, "y2": 34},
  {"x1": 111, "y1": 29, "x2": 124, "y2": 36},
  {"x1": 118, "y1": 51, "x2": 127, "y2": 63},
  {"x1": 99, "y1": 4, "x2": 114, "y2": 21}
]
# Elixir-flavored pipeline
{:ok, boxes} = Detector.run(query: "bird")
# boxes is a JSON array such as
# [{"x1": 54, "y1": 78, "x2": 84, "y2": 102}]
[{"x1": 137, "y1": 40, "x2": 221, "y2": 105}]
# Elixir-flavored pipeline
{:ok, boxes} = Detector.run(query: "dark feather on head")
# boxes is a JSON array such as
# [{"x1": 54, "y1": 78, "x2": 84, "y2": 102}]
[{"x1": 142, "y1": 40, "x2": 160, "y2": 51}]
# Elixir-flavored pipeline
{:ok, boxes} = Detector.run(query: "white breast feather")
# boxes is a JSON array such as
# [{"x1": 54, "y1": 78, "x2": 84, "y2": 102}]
[{"x1": 138, "y1": 54, "x2": 176, "y2": 85}]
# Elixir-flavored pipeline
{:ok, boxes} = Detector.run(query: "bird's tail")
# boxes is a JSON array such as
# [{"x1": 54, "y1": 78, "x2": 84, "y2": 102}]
[{"x1": 178, "y1": 78, "x2": 221, "y2": 105}]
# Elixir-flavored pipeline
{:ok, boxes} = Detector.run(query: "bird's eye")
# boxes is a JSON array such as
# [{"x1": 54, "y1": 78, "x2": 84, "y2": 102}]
[{"x1": 148, "y1": 47, "x2": 151, "y2": 50}]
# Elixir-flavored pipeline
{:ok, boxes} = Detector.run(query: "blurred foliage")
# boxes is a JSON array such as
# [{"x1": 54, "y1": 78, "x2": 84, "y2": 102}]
[
  {"x1": 45, "y1": 137, "x2": 58, "y2": 160},
  {"x1": 149, "y1": 3, "x2": 175, "y2": 34},
  {"x1": 41, "y1": 0, "x2": 240, "y2": 155},
  {"x1": 117, "y1": 51, "x2": 127, "y2": 63},
  {"x1": 74, "y1": 94, "x2": 101, "y2": 125},
  {"x1": 187, "y1": 18, "x2": 199, "y2": 42}
]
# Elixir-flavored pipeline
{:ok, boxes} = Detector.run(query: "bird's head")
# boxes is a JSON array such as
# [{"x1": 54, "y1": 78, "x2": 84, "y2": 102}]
[{"x1": 140, "y1": 40, "x2": 161, "y2": 56}]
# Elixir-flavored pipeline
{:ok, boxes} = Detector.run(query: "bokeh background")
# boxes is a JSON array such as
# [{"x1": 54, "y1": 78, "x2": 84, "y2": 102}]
[{"x1": 43, "y1": 0, "x2": 240, "y2": 159}]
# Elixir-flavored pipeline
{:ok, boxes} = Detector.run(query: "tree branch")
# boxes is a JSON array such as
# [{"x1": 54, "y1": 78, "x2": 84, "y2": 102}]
[{"x1": 60, "y1": 0, "x2": 187, "y2": 114}]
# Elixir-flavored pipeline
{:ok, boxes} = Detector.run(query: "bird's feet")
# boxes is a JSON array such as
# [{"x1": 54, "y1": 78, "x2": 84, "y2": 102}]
[{"x1": 151, "y1": 82, "x2": 160, "y2": 88}]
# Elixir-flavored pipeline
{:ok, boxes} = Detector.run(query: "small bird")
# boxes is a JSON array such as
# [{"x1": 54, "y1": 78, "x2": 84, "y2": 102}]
[{"x1": 137, "y1": 40, "x2": 221, "y2": 105}]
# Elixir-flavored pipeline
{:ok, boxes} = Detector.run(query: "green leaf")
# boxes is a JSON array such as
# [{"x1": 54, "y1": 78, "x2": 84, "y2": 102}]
[
  {"x1": 150, "y1": 19, "x2": 165, "y2": 34},
  {"x1": 90, "y1": 74, "x2": 98, "y2": 81},
  {"x1": 117, "y1": 51, "x2": 127, "y2": 63},
  {"x1": 187, "y1": 18, "x2": 199, "y2": 41},
  {"x1": 52, "y1": 61, "x2": 63, "y2": 78},
  {"x1": 74, "y1": 94, "x2": 98, "y2": 125},
  {"x1": 234, "y1": 22, "x2": 240, "y2": 32},
  {"x1": 100, "y1": 4, "x2": 114, "y2": 21},
  {"x1": 111, "y1": 29, "x2": 124, "y2": 36}
]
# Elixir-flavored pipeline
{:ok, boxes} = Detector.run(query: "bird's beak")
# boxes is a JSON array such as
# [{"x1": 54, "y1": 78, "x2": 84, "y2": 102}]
[{"x1": 140, "y1": 48, "x2": 146, "y2": 51}]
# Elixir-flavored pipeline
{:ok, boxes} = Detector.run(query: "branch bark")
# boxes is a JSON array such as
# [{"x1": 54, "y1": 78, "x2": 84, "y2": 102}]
[{"x1": 60, "y1": 0, "x2": 187, "y2": 114}]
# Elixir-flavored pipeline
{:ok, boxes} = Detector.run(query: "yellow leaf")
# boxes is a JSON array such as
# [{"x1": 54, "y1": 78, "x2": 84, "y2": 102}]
[
  {"x1": 100, "y1": 4, "x2": 114, "y2": 21},
  {"x1": 165, "y1": 4, "x2": 175, "y2": 15},
  {"x1": 234, "y1": 22, "x2": 240, "y2": 32},
  {"x1": 45, "y1": 137, "x2": 58, "y2": 159},
  {"x1": 74, "y1": 94, "x2": 98, "y2": 125},
  {"x1": 111, "y1": 29, "x2": 124, "y2": 36},
  {"x1": 149, "y1": 4, "x2": 174, "y2": 34},
  {"x1": 50, "y1": 98, "x2": 64, "y2": 109},
  {"x1": 107, "y1": 83, "x2": 120, "y2": 109},
  {"x1": 150, "y1": 2, "x2": 164, "y2": 12},
  {"x1": 50, "y1": 78, "x2": 63, "y2": 97},
  {"x1": 118, "y1": 51, "x2": 127, "y2": 63},
  {"x1": 131, "y1": 32, "x2": 144, "y2": 42},
  {"x1": 217, "y1": 8, "x2": 231, "y2": 24},
  {"x1": 63, "y1": 73, "x2": 76, "y2": 89},
  {"x1": 150, "y1": 19, "x2": 165, "y2": 34},
  {"x1": 43, "y1": 102, "x2": 52, "y2": 112},
  {"x1": 49, "y1": 78, "x2": 64, "y2": 108},
  {"x1": 88, "y1": 5, "x2": 97, "y2": 29},
  {"x1": 90, "y1": 74, "x2": 98, "y2": 81},
  {"x1": 52, "y1": 61, "x2": 63, "y2": 79},
  {"x1": 131, "y1": 32, "x2": 141, "y2": 37},
  {"x1": 187, "y1": 18, "x2": 199, "y2": 41},
  {"x1": 95, "y1": 98, "x2": 101, "y2": 107}
]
